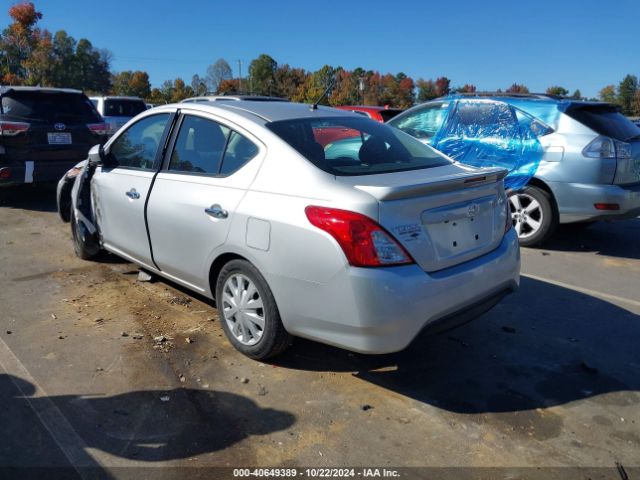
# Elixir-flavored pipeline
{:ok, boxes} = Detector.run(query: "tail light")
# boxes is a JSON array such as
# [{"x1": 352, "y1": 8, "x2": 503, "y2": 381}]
[
  {"x1": 305, "y1": 206, "x2": 415, "y2": 267},
  {"x1": 0, "y1": 120, "x2": 30, "y2": 136},
  {"x1": 0, "y1": 167, "x2": 11, "y2": 179},
  {"x1": 87, "y1": 123, "x2": 110, "y2": 136},
  {"x1": 583, "y1": 136, "x2": 631, "y2": 159}
]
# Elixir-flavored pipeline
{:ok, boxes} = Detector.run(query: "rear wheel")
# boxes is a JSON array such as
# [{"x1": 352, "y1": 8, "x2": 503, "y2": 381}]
[
  {"x1": 71, "y1": 213, "x2": 101, "y2": 260},
  {"x1": 509, "y1": 186, "x2": 557, "y2": 247},
  {"x1": 215, "y1": 259, "x2": 292, "y2": 359}
]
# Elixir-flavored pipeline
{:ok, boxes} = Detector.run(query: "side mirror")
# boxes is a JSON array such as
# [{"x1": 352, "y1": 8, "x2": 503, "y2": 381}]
[{"x1": 87, "y1": 144, "x2": 106, "y2": 166}]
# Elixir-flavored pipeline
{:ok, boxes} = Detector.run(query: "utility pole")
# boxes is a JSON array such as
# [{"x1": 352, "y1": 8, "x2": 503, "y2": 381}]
[{"x1": 238, "y1": 60, "x2": 242, "y2": 93}]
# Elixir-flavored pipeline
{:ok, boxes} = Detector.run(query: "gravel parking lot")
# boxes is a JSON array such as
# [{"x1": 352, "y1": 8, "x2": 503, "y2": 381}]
[{"x1": 1, "y1": 185, "x2": 639, "y2": 479}]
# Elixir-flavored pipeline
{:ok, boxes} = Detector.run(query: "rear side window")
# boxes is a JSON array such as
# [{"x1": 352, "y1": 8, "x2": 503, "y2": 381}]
[
  {"x1": 220, "y1": 131, "x2": 259, "y2": 175},
  {"x1": 389, "y1": 103, "x2": 448, "y2": 140},
  {"x1": 0, "y1": 91, "x2": 101, "y2": 122},
  {"x1": 104, "y1": 99, "x2": 147, "y2": 117},
  {"x1": 565, "y1": 105, "x2": 640, "y2": 141},
  {"x1": 169, "y1": 115, "x2": 258, "y2": 176},
  {"x1": 267, "y1": 116, "x2": 450, "y2": 176},
  {"x1": 109, "y1": 113, "x2": 170, "y2": 169}
]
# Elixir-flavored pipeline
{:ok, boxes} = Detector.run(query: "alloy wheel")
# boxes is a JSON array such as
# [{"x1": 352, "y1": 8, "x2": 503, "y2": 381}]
[
  {"x1": 221, "y1": 273, "x2": 265, "y2": 346},
  {"x1": 509, "y1": 193, "x2": 544, "y2": 239}
]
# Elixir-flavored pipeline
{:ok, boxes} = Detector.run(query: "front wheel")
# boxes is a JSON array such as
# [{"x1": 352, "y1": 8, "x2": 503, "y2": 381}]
[
  {"x1": 215, "y1": 259, "x2": 292, "y2": 360},
  {"x1": 71, "y1": 212, "x2": 101, "y2": 260},
  {"x1": 509, "y1": 186, "x2": 557, "y2": 247}
]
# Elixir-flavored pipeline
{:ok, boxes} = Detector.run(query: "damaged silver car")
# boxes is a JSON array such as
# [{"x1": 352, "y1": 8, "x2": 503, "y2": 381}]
[{"x1": 67, "y1": 101, "x2": 520, "y2": 359}]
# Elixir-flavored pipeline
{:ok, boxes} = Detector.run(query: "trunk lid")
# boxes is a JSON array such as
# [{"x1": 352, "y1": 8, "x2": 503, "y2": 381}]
[{"x1": 338, "y1": 164, "x2": 510, "y2": 272}]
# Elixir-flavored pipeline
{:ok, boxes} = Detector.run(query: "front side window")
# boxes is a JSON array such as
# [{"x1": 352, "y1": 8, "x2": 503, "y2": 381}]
[
  {"x1": 389, "y1": 102, "x2": 448, "y2": 140},
  {"x1": 169, "y1": 115, "x2": 230, "y2": 174},
  {"x1": 108, "y1": 113, "x2": 170, "y2": 169},
  {"x1": 267, "y1": 116, "x2": 450, "y2": 176}
]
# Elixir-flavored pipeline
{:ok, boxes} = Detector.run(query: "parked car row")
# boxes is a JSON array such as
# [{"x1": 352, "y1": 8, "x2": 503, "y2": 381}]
[{"x1": 4, "y1": 85, "x2": 637, "y2": 361}]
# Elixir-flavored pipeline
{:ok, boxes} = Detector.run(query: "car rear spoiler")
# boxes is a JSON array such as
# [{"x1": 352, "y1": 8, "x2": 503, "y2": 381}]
[{"x1": 353, "y1": 168, "x2": 508, "y2": 201}]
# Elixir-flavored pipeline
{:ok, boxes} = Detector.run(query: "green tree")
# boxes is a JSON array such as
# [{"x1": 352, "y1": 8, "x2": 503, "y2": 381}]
[
  {"x1": 618, "y1": 74, "x2": 638, "y2": 115},
  {"x1": 506, "y1": 83, "x2": 529, "y2": 94},
  {"x1": 274, "y1": 64, "x2": 306, "y2": 100},
  {"x1": 249, "y1": 54, "x2": 277, "y2": 95},
  {"x1": 599, "y1": 84, "x2": 617, "y2": 104},
  {"x1": 205, "y1": 58, "x2": 232, "y2": 93},
  {"x1": 546, "y1": 85, "x2": 568, "y2": 96},
  {"x1": 571, "y1": 89, "x2": 582, "y2": 100},
  {"x1": 416, "y1": 78, "x2": 437, "y2": 102}
]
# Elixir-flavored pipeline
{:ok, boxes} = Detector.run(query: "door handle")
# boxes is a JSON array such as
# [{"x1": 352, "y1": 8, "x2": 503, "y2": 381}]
[
  {"x1": 125, "y1": 188, "x2": 140, "y2": 200},
  {"x1": 205, "y1": 204, "x2": 228, "y2": 219}
]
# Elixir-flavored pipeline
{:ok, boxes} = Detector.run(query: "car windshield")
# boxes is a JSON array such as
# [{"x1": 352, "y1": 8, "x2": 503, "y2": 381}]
[
  {"x1": 565, "y1": 105, "x2": 640, "y2": 141},
  {"x1": 266, "y1": 116, "x2": 451, "y2": 176},
  {"x1": 104, "y1": 99, "x2": 147, "y2": 117},
  {"x1": 0, "y1": 91, "x2": 101, "y2": 122}
]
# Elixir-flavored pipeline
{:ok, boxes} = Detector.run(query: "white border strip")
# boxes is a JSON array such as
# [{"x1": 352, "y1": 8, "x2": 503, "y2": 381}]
[{"x1": 522, "y1": 273, "x2": 640, "y2": 308}]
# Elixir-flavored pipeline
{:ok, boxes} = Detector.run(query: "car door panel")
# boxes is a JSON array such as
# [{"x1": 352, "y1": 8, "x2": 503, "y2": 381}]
[
  {"x1": 92, "y1": 112, "x2": 173, "y2": 266},
  {"x1": 146, "y1": 113, "x2": 264, "y2": 291}
]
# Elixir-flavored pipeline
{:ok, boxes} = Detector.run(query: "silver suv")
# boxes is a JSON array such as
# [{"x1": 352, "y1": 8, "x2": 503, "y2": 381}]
[
  {"x1": 90, "y1": 96, "x2": 147, "y2": 137},
  {"x1": 388, "y1": 94, "x2": 640, "y2": 246}
]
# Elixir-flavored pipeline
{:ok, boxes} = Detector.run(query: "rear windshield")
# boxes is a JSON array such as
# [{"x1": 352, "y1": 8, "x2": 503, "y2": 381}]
[
  {"x1": 379, "y1": 109, "x2": 402, "y2": 122},
  {"x1": 104, "y1": 99, "x2": 147, "y2": 117},
  {"x1": 565, "y1": 105, "x2": 640, "y2": 141},
  {"x1": 266, "y1": 116, "x2": 451, "y2": 176},
  {"x1": 1, "y1": 91, "x2": 100, "y2": 122}
]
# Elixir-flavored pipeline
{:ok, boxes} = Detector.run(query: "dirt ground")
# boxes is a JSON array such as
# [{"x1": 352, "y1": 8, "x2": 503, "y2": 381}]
[{"x1": 1, "y1": 185, "x2": 639, "y2": 479}]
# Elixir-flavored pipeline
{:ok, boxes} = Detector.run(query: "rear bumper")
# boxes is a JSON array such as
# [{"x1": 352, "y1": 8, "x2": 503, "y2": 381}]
[
  {"x1": 0, "y1": 159, "x2": 78, "y2": 186},
  {"x1": 549, "y1": 181, "x2": 640, "y2": 223},
  {"x1": 271, "y1": 228, "x2": 520, "y2": 354}
]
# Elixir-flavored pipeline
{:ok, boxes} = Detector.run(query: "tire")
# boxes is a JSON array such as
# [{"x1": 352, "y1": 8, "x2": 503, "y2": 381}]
[
  {"x1": 215, "y1": 259, "x2": 292, "y2": 359},
  {"x1": 71, "y1": 212, "x2": 101, "y2": 260},
  {"x1": 509, "y1": 186, "x2": 557, "y2": 247}
]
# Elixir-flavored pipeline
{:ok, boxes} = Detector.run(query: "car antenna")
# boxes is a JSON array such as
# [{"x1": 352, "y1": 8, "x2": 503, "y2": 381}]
[{"x1": 310, "y1": 76, "x2": 336, "y2": 111}]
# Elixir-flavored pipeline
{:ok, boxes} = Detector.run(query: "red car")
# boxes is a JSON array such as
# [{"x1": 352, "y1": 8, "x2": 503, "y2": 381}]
[{"x1": 334, "y1": 105, "x2": 403, "y2": 123}]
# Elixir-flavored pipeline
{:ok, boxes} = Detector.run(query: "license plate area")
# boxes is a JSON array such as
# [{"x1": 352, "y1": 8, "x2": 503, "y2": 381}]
[
  {"x1": 47, "y1": 132, "x2": 72, "y2": 145},
  {"x1": 422, "y1": 195, "x2": 496, "y2": 261}
]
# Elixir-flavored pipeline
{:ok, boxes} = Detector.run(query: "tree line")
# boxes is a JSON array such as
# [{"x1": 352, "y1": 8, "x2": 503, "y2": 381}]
[{"x1": 2, "y1": 2, "x2": 639, "y2": 114}]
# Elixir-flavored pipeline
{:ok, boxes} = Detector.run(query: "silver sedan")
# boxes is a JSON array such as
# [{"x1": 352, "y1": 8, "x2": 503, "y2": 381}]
[{"x1": 67, "y1": 101, "x2": 520, "y2": 359}]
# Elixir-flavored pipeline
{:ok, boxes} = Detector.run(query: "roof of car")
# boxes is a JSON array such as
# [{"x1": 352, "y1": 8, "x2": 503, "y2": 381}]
[
  {"x1": 181, "y1": 95, "x2": 288, "y2": 103},
  {"x1": 179, "y1": 100, "x2": 357, "y2": 123},
  {"x1": 0, "y1": 86, "x2": 84, "y2": 95},
  {"x1": 89, "y1": 96, "x2": 145, "y2": 101},
  {"x1": 335, "y1": 105, "x2": 403, "y2": 112}
]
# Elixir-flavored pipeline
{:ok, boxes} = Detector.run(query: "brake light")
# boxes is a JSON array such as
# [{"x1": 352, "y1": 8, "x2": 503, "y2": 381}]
[
  {"x1": 87, "y1": 123, "x2": 110, "y2": 135},
  {"x1": 0, "y1": 120, "x2": 30, "y2": 136},
  {"x1": 305, "y1": 206, "x2": 414, "y2": 267},
  {"x1": 0, "y1": 167, "x2": 11, "y2": 179}
]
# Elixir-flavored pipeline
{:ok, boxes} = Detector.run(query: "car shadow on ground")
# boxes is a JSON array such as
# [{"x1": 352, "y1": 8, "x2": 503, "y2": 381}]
[
  {"x1": 0, "y1": 184, "x2": 59, "y2": 213},
  {"x1": 0, "y1": 374, "x2": 295, "y2": 466},
  {"x1": 537, "y1": 219, "x2": 640, "y2": 259},
  {"x1": 276, "y1": 277, "x2": 640, "y2": 417}
]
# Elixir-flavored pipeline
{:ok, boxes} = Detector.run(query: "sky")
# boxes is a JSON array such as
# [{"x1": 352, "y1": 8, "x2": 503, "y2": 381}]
[{"x1": 2, "y1": 0, "x2": 639, "y2": 98}]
